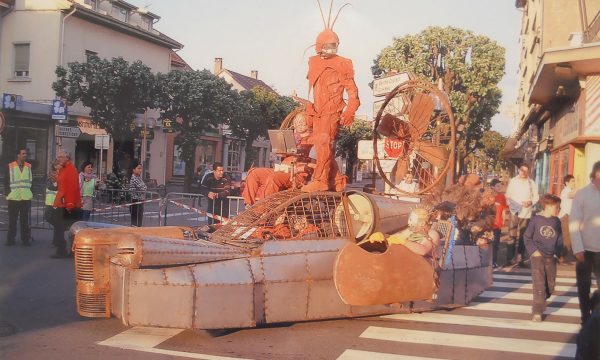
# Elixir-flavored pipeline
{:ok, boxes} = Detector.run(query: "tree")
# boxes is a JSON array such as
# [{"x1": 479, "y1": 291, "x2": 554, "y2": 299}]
[
  {"x1": 155, "y1": 70, "x2": 241, "y2": 190},
  {"x1": 336, "y1": 119, "x2": 373, "y2": 181},
  {"x1": 53, "y1": 55, "x2": 157, "y2": 138},
  {"x1": 473, "y1": 130, "x2": 508, "y2": 174},
  {"x1": 53, "y1": 56, "x2": 157, "y2": 174},
  {"x1": 372, "y1": 26, "x2": 505, "y2": 178},
  {"x1": 230, "y1": 87, "x2": 296, "y2": 169}
]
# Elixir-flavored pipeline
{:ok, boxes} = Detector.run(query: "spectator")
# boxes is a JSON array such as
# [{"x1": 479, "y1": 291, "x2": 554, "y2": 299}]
[
  {"x1": 52, "y1": 150, "x2": 82, "y2": 258},
  {"x1": 393, "y1": 173, "x2": 419, "y2": 194},
  {"x1": 45, "y1": 160, "x2": 61, "y2": 230},
  {"x1": 200, "y1": 162, "x2": 236, "y2": 224},
  {"x1": 79, "y1": 161, "x2": 99, "y2": 221},
  {"x1": 128, "y1": 161, "x2": 147, "y2": 227},
  {"x1": 5, "y1": 148, "x2": 33, "y2": 246},
  {"x1": 490, "y1": 179, "x2": 507, "y2": 268},
  {"x1": 505, "y1": 163, "x2": 539, "y2": 266},
  {"x1": 570, "y1": 160, "x2": 600, "y2": 324},
  {"x1": 559, "y1": 174, "x2": 576, "y2": 263},
  {"x1": 524, "y1": 194, "x2": 563, "y2": 322},
  {"x1": 576, "y1": 290, "x2": 600, "y2": 359}
]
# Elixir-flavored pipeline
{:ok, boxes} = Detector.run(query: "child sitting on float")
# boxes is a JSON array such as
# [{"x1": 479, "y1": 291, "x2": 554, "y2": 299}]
[{"x1": 362, "y1": 208, "x2": 441, "y2": 257}]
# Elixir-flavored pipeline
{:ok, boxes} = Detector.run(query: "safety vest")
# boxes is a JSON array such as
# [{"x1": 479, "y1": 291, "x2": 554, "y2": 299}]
[
  {"x1": 81, "y1": 177, "x2": 95, "y2": 197},
  {"x1": 45, "y1": 188, "x2": 57, "y2": 206},
  {"x1": 7, "y1": 161, "x2": 33, "y2": 201}
]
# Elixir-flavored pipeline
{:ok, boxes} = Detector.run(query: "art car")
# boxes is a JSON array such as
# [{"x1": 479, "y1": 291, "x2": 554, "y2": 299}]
[{"x1": 72, "y1": 190, "x2": 492, "y2": 330}]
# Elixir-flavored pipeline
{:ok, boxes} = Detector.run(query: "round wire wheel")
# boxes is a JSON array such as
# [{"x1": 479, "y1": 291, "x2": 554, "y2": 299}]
[
  {"x1": 279, "y1": 106, "x2": 306, "y2": 130},
  {"x1": 373, "y1": 79, "x2": 456, "y2": 195}
]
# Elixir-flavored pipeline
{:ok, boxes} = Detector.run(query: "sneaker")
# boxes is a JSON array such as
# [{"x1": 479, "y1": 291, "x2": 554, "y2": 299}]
[{"x1": 532, "y1": 314, "x2": 543, "y2": 322}]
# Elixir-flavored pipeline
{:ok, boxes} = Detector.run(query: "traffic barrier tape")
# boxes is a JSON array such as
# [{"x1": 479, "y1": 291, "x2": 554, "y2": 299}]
[
  {"x1": 92, "y1": 198, "x2": 160, "y2": 213},
  {"x1": 167, "y1": 199, "x2": 229, "y2": 223}
]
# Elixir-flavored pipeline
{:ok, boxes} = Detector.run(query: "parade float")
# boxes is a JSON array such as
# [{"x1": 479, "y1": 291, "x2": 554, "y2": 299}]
[{"x1": 70, "y1": 1, "x2": 492, "y2": 330}]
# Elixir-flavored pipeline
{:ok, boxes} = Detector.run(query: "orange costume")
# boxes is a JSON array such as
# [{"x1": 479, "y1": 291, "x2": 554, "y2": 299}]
[{"x1": 301, "y1": 28, "x2": 360, "y2": 192}]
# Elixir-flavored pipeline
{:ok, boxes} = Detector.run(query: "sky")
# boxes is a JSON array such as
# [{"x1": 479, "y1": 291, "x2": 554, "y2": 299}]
[{"x1": 127, "y1": 0, "x2": 522, "y2": 136}]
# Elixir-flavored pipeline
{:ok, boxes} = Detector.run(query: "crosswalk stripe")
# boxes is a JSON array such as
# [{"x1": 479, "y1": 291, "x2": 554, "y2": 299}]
[
  {"x1": 493, "y1": 273, "x2": 575, "y2": 283},
  {"x1": 360, "y1": 326, "x2": 576, "y2": 357},
  {"x1": 381, "y1": 312, "x2": 580, "y2": 333},
  {"x1": 466, "y1": 301, "x2": 580, "y2": 317},
  {"x1": 337, "y1": 349, "x2": 443, "y2": 360},
  {"x1": 478, "y1": 290, "x2": 580, "y2": 304},
  {"x1": 492, "y1": 281, "x2": 576, "y2": 292}
]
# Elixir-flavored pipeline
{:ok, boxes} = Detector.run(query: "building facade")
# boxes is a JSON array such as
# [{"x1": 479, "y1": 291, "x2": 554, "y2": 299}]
[
  {"x1": 0, "y1": 0, "x2": 182, "y2": 187},
  {"x1": 510, "y1": 0, "x2": 600, "y2": 195}
]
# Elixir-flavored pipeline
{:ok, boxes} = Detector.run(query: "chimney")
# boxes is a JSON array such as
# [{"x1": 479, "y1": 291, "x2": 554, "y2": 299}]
[
  {"x1": 214, "y1": 58, "x2": 223, "y2": 74},
  {"x1": 250, "y1": 70, "x2": 258, "y2": 79}
]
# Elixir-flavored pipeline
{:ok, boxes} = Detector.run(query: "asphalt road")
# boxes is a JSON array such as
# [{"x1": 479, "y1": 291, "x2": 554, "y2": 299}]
[{"x1": 0, "y1": 227, "x2": 585, "y2": 360}]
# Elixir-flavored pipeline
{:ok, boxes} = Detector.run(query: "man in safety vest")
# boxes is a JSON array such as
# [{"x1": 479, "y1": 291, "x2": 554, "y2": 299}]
[{"x1": 5, "y1": 148, "x2": 33, "y2": 246}]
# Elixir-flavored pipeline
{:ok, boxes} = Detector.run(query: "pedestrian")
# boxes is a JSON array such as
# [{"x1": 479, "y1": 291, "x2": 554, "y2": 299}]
[
  {"x1": 391, "y1": 173, "x2": 419, "y2": 194},
  {"x1": 200, "y1": 162, "x2": 236, "y2": 224},
  {"x1": 44, "y1": 160, "x2": 61, "y2": 227},
  {"x1": 191, "y1": 166, "x2": 204, "y2": 194},
  {"x1": 5, "y1": 148, "x2": 33, "y2": 246},
  {"x1": 79, "y1": 161, "x2": 98, "y2": 221},
  {"x1": 570, "y1": 160, "x2": 600, "y2": 324},
  {"x1": 52, "y1": 150, "x2": 82, "y2": 258},
  {"x1": 576, "y1": 290, "x2": 600, "y2": 359},
  {"x1": 524, "y1": 194, "x2": 563, "y2": 322},
  {"x1": 490, "y1": 179, "x2": 507, "y2": 268},
  {"x1": 128, "y1": 161, "x2": 147, "y2": 227},
  {"x1": 559, "y1": 174, "x2": 576, "y2": 263},
  {"x1": 505, "y1": 163, "x2": 539, "y2": 266}
]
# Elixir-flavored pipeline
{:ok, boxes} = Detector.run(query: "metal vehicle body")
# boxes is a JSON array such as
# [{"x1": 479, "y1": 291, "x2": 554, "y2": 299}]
[{"x1": 73, "y1": 190, "x2": 492, "y2": 330}]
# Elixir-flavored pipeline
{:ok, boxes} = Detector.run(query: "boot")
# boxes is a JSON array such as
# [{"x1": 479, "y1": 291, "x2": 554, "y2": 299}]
[{"x1": 301, "y1": 181, "x2": 329, "y2": 192}]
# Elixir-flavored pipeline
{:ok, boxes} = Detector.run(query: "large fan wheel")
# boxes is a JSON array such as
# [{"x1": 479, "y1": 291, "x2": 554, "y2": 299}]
[{"x1": 373, "y1": 80, "x2": 456, "y2": 195}]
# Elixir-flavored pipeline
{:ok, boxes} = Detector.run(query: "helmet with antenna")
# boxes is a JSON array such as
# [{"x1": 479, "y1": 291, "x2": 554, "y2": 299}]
[{"x1": 315, "y1": 1, "x2": 351, "y2": 56}]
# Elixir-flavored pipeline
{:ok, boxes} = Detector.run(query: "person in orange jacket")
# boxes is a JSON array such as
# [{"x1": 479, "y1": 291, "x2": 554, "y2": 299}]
[{"x1": 52, "y1": 150, "x2": 82, "y2": 258}]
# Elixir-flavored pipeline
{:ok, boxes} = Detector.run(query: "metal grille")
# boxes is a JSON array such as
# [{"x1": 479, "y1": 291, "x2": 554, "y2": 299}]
[
  {"x1": 211, "y1": 190, "x2": 348, "y2": 246},
  {"x1": 75, "y1": 247, "x2": 94, "y2": 281},
  {"x1": 77, "y1": 293, "x2": 107, "y2": 315}
]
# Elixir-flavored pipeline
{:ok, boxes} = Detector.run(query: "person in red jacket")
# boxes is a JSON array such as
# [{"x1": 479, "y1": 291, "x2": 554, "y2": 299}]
[
  {"x1": 51, "y1": 150, "x2": 82, "y2": 258},
  {"x1": 490, "y1": 179, "x2": 508, "y2": 267}
]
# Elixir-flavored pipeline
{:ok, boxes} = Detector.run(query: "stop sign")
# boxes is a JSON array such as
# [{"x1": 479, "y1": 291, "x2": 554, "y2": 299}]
[{"x1": 384, "y1": 138, "x2": 404, "y2": 158}]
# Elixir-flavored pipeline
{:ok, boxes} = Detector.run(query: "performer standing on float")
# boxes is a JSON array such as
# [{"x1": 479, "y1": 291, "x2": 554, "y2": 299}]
[{"x1": 301, "y1": 1, "x2": 360, "y2": 192}]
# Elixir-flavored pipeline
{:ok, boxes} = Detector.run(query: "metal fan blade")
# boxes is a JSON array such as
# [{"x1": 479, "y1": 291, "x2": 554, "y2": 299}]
[
  {"x1": 377, "y1": 113, "x2": 410, "y2": 139},
  {"x1": 393, "y1": 157, "x2": 409, "y2": 183},
  {"x1": 413, "y1": 141, "x2": 449, "y2": 168},
  {"x1": 408, "y1": 92, "x2": 434, "y2": 138}
]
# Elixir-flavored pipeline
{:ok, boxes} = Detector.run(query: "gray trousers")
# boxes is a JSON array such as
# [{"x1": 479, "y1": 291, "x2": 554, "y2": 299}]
[{"x1": 508, "y1": 213, "x2": 529, "y2": 259}]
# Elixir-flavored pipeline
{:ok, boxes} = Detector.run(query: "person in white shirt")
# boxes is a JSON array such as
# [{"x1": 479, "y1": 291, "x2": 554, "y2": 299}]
[
  {"x1": 505, "y1": 163, "x2": 539, "y2": 265},
  {"x1": 559, "y1": 174, "x2": 576, "y2": 262},
  {"x1": 395, "y1": 173, "x2": 418, "y2": 193},
  {"x1": 569, "y1": 161, "x2": 600, "y2": 324}
]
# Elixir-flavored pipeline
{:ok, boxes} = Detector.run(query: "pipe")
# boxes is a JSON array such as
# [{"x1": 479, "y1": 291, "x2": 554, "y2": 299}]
[{"x1": 60, "y1": 6, "x2": 77, "y2": 67}]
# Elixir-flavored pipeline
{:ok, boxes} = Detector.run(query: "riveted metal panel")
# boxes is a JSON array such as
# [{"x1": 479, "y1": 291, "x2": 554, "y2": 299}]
[
  {"x1": 306, "y1": 279, "x2": 350, "y2": 319},
  {"x1": 194, "y1": 283, "x2": 255, "y2": 329},
  {"x1": 125, "y1": 267, "x2": 195, "y2": 329},
  {"x1": 191, "y1": 258, "x2": 254, "y2": 285},
  {"x1": 306, "y1": 251, "x2": 339, "y2": 280},
  {"x1": 264, "y1": 281, "x2": 309, "y2": 323},
  {"x1": 261, "y1": 239, "x2": 348, "y2": 256},
  {"x1": 262, "y1": 253, "x2": 309, "y2": 282}
]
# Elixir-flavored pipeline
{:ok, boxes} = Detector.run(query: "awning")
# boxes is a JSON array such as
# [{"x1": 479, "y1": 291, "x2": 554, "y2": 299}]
[
  {"x1": 501, "y1": 136, "x2": 527, "y2": 161},
  {"x1": 530, "y1": 42, "x2": 600, "y2": 105}
]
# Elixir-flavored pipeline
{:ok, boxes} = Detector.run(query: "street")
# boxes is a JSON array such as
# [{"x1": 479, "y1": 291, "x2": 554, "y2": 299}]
[{"x1": 0, "y1": 228, "x2": 583, "y2": 360}]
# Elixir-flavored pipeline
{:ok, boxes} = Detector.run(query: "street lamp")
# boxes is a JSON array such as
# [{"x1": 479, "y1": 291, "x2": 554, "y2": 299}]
[{"x1": 134, "y1": 111, "x2": 156, "y2": 175}]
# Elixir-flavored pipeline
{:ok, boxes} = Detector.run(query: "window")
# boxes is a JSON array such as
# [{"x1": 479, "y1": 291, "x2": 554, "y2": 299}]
[
  {"x1": 85, "y1": 50, "x2": 98, "y2": 63},
  {"x1": 14, "y1": 43, "x2": 30, "y2": 78},
  {"x1": 111, "y1": 4, "x2": 128, "y2": 22},
  {"x1": 141, "y1": 16, "x2": 152, "y2": 31},
  {"x1": 83, "y1": 0, "x2": 96, "y2": 10},
  {"x1": 227, "y1": 141, "x2": 242, "y2": 172}
]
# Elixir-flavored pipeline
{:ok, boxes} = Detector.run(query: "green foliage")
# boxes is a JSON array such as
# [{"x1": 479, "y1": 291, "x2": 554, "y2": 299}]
[
  {"x1": 336, "y1": 120, "x2": 373, "y2": 179},
  {"x1": 474, "y1": 130, "x2": 509, "y2": 172},
  {"x1": 53, "y1": 55, "x2": 157, "y2": 137},
  {"x1": 230, "y1": 87, "x2": 296, "y2": 168},
  {"x1": 372, "y1": 26, "x2": 506, "y2": 172}
]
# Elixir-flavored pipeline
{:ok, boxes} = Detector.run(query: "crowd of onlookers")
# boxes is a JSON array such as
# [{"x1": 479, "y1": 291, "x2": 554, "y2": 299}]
[{"x1": 4, "y1": 148, "x2": 147, "y2": 258}]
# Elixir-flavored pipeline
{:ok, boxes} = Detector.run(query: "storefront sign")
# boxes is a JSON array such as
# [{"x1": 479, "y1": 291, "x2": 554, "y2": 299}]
[
  {"x1": 51, "y1": 100, "x2": 67, "y2": 121},
  {"x1": 372, "y1": 73, "x2": 411, "y2": 97},
  {"x1": 2, "y1": 93, "x2": 23, "y2": 110},
  {"x1": 138, "y1": 128, "x2": 155, "y2": 140},
  {"x1": 55, "y1": 125, "x2": 81, "y2": 138},
  {"x1": 162, "y1": 118, "x2": 175, "y2": 133}
]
